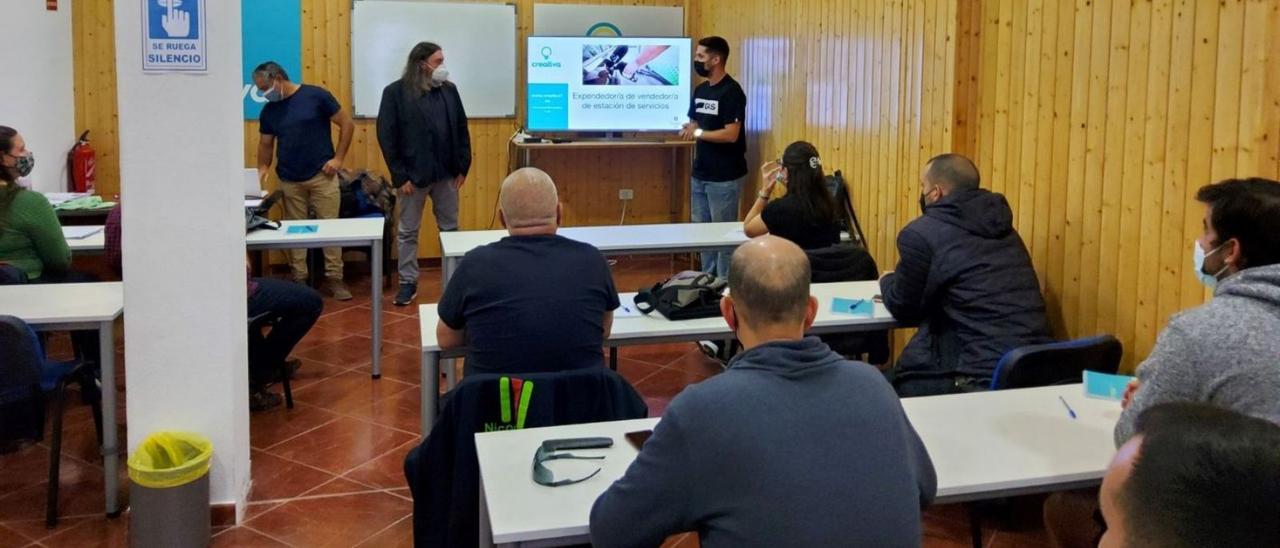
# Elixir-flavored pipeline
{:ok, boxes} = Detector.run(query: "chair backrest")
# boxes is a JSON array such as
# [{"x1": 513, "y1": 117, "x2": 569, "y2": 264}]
[
  {"x1": 990, "y1": 335, "x2": 1123, "y2": 390},
  {"x1": 406, "y1": 367, "x2": 647, "y2": 547},
  {"x1": 0, "y1": 316, "x2": 43, "y2": 400}
]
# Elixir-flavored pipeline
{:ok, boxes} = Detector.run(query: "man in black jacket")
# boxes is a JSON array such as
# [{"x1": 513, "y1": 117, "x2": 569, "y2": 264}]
[
  {"x1": 376, "y1": 41, "x2": 472, "y2": 307},
  {"x1": 881, "y1": 154, "x2": 1051, "y2": 397}
]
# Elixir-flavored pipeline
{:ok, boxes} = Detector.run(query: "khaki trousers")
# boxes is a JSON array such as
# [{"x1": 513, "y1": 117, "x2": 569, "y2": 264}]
[{"x1": 280, "y1": 171, "x2": 343, "y2": 281}]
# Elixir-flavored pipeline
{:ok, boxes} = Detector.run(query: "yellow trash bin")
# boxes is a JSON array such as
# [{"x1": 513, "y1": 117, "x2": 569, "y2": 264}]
[{"x1": 128, "y1": 432, "x2": 212, "y2": 548}]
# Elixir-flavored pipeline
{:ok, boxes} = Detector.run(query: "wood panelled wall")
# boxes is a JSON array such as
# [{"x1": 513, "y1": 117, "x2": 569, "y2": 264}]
[
  {"x1": 72, "y1": 0, "x2": 690, "y2": 259},
  {"x1": 963, "y1": 0, "x2": 1280, "y2": 369}
]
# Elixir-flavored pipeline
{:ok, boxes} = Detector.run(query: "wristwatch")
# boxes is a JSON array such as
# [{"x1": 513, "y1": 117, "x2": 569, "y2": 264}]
[{"x1": 693, "y1": 128, "x2": 704, "y2": 139}]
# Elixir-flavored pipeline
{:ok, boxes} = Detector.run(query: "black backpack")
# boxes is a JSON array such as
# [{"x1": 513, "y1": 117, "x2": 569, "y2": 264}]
[{"x1": 633, "y1": 271, "x2": 728, "y2": 320}]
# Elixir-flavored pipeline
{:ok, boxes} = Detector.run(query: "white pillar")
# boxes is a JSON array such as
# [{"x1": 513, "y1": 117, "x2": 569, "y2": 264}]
[{"x1": 114, "y1": 0, "x2": 251, "y2": 517}]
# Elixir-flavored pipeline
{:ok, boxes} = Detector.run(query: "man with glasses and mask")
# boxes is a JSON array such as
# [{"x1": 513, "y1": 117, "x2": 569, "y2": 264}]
[
  {"x1": 253, "y1": 61, "x2": 356, "y2": 300},
  {"x1": 880, "y1": 153, "x2": 1051, "y2": 397},
  {"x1": 1044, "y1": 178, "x2": 1280, "y2": 548},
  {"x1": 590, "y1": 235, "x2": 935, "y2": 548}
]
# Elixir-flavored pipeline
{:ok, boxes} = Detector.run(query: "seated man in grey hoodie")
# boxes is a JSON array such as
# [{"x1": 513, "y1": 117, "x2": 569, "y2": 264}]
[
  {"x1": 1046, "y1": 177, "x2": 1280, "y2": 548},
  {"x1": 590, "y1": 235, "x2": 936, "y2": 548}
]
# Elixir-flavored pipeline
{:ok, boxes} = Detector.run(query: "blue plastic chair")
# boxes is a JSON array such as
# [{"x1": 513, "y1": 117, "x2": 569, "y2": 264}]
[
  {"x1": 0, "y1": 315, "x2": 103, "y2": 528},
  {"x1": 990, "y1": 335, "x2": 1123, "y2": 391}
]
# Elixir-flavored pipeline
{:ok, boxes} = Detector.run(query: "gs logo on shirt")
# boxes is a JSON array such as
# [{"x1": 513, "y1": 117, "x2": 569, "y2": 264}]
[{"x1": 695, "y1": 98, "x2": 720, "y2": 115}]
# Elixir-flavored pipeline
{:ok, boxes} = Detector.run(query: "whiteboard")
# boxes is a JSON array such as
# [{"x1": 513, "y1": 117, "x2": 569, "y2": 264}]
[{"x1": 352, "y1": 1, "x2": 516, "y2": 118}]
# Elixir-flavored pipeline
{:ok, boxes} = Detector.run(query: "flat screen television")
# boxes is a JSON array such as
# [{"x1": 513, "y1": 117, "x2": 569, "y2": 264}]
[{"x1": 526, "y1": 36, "x2": 692, "y2": 132}]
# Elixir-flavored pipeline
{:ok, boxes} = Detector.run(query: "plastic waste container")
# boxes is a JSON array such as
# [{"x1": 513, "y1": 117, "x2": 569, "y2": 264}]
[{"x1": 128, "y1": 432, "x2": 212, "y2": 548}]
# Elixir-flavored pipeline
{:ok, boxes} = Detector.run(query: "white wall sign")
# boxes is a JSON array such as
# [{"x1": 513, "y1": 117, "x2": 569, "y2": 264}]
[
  {"x1": 142, "y1": 0, "x2": 208, "y2": 72},
  {"x1": 533, "y1": 4, "x2": 684, "y2": 38}
]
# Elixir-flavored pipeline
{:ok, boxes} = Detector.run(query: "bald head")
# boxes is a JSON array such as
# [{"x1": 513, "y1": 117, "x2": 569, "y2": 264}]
[
  {"x1": 499, "y1": 168, "x2": 559, "y2": 230},
  {"x1": 923, "y1": 153, "x2": 981, "y2": 192},
  {"x1": 727, "y1": 236, "x2": 812, "y2": 327}
]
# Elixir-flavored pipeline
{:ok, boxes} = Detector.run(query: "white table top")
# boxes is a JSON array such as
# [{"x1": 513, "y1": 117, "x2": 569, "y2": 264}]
[
  {"x1": 419, "y1": 281, "x2": 892, "y2": 353},
  {"x1": 0, "y1": 282, "x2": 124, "y2": 325},
  {"x1": 440, "y1": 222, "x2": 752, "y2": 259},
  {"x1": 244, "y1": 218, "x2": 385, "y2": 247},
  {"x1": 63, "y1": 218, "x2": 385, "y2": 252},
  {"x1": 474, "y1": 384, "x2": 1120, "y2": 545}
]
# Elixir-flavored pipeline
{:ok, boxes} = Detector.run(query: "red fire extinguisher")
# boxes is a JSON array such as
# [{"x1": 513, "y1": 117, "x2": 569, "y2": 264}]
[{"x1": 67, "y1": 130, "x2": 96, "y2": 194}]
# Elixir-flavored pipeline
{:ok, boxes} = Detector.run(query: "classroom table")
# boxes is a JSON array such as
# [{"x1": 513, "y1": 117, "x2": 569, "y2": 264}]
[
  {"x1": 439, "y1": 222, "x2": 849, "y2": 285},
  {"x1": 64, "y1": 218, "x2": 387, "y2": 376},
  {"x1": 0, "y1": 282, "x2": 125, "y2": 518},
  {"x1": 418, "y1": 280, "x2": 895, "y2": 435},
  {"x1": 473, "y1": 384, "x2": 1120, "y2": 547}
]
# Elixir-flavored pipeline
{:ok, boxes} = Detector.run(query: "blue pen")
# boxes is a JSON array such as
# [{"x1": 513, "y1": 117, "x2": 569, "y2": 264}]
[
  {"x1": 1058, "y1": 396, "x2": 1077, "y2": 420},
  {"x1": 847, "y1": 299, "x2": 865, "y2": 311}
]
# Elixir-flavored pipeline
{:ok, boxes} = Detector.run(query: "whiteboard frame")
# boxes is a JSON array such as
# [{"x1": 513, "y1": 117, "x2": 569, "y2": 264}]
[{"x1": 349, "y1": 0, "x2": 518, "y2": 120}]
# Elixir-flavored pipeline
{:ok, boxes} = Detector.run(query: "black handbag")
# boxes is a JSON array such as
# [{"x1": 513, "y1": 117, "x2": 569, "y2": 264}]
[
  {"x1": 633, "y1": 271, "x2": 728, "y2": 320},
  {"x1": 246, "y1": 190, "x2": 282, "y2": 233}
]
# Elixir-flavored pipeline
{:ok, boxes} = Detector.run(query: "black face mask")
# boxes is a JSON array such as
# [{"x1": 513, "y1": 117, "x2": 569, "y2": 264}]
[
  {"x1": 693, "y1": 60, "x2": 710, "y2": 78},
  {"x1": 918, "y1": 194, "x2": 928, "y2": 214}
]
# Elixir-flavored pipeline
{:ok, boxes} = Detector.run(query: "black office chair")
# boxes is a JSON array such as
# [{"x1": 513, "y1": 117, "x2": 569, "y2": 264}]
[
  {"x1": 989, "y1": 335, "x2": 1124, "y2": 391},
  {"x1": 247, "y1": 312, "x2": 294, "y2": 409},
  {"x1": 0, "y1": 315, "x2": 103, "y2": 528},
  {"x1": 964, "y1": 335, "x2": 1124, "y2": 547}
]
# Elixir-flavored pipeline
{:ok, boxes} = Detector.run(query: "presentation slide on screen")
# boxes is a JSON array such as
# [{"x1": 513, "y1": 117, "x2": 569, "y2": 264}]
[{"x1": 527, "y1": 36, "x2": 692, "y2": 132}]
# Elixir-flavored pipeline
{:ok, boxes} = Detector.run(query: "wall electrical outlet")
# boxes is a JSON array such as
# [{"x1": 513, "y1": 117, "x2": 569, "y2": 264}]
[{"x1": 618, "y1": 189, "x2": 634, "y2": 200}]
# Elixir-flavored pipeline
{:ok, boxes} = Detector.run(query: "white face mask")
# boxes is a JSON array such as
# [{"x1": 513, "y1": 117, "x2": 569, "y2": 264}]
[
  {"x1": 430, "y1": 65, "x2": 449, "y2": 85},
  {"x1": 1192, "y1": 240, "x2": 1229, "y2": 288}
]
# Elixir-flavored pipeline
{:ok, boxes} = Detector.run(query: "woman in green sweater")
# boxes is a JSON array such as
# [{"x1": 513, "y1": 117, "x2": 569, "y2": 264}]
[
  {"x1": 0, "y1": 126, "x2": 72, "y2": 281},
  {"x1": 1, "y1": 126, "x2": 100, "y2": 371}
]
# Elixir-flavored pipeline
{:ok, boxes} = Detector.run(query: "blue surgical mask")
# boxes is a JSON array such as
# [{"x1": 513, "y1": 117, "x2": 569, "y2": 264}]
[{"x1": 1192, "y1": 240, "x2": 1229, "y2": 288}]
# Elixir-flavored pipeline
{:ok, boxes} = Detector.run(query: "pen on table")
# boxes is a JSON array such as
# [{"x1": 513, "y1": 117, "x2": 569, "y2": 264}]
[
  {"x1": 847, "y1": 299, "x2": 865, "y2": 311},
  {"x1": 1058, "y1": 396, "x2": 1077, "y2": 420}
]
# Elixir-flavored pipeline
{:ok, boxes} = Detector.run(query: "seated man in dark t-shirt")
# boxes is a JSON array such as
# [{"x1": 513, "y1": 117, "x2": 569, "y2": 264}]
[{"x1": 436, "y1": 168, "x2": 619, "y2": 375}]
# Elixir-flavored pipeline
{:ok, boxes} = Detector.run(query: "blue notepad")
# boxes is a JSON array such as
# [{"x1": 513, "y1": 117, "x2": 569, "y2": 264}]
[
  {"x1": 1083, "y1": 370, "x2": 1135, "y2": 401},
  {"x1": 286, "y1": 224, "x2": 318, "y2": 234},
  {"x1": 831, "y1": 297, "x2": 874, "y2": 318}
]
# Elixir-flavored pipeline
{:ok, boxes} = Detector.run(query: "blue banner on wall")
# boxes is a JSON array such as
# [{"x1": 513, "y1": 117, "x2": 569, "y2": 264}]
[{"x1": 241, "y1": 0, "x2": 301, "y2": 120}]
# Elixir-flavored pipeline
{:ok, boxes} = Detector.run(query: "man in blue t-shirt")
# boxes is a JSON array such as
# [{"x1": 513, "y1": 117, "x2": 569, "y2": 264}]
[
  {"x1": 681, "y1": 36, "x2": 747, "y2": 281},
  {"x1": 436, "y1": 167, "x2": 619, "y2": 375},
  {"x1": 254, "y1": 61, "x2": 356, "y2": 300}
]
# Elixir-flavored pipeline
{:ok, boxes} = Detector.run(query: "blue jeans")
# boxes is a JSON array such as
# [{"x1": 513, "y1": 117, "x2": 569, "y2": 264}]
[{"x1": 690, "y1": 176, "x2": 745, "y2": 279}]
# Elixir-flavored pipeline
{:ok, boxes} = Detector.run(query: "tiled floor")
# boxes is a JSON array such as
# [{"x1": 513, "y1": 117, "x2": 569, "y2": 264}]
[{"x1": 0, "y1": 256, "x2": 1052, "y2": 547}]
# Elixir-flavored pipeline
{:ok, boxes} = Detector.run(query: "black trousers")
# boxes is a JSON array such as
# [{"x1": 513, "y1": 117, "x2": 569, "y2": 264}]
[{"x1": 246, "y1": 278, "x2": 323, "y2": 388}]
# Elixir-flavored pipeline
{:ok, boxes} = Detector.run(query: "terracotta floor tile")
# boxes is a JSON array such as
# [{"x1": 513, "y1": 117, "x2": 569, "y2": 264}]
[
  {"x1": 0, "y1": 444, "x2": 54, "y2": 496},
  {"x1": 633, "y1": 367, "x2": 709, "y2": 402},
  {"x1": 264, "y1": 417, "x2": 416, "y2": 475},
  {"x1": 665, "y1": 349, "x2": 728, "y2": 377},
  {"x1": 380, "y1": 318, "x2": 423, "y2": 349},
  {"x1": 292, "y1": 370, "x2": 416, "y2": 420},
  {"x1": 300, "y1": 477, "x2": 379, "y2": 497},
  {"x1": 989, "y1": 529, "x2": 1052, "y2": 548},
  {"x1": 0, "y1": 523, "x2": 32, "y2": 548},
  {"x1": 311, "y1": 305, "x2": 376, "y2": 337},
  {"x1": 643, "y1": 396, "x2": 672, "y2": 417},
  {"x1": 0, "y1": 458, "x2": 108, "y2": 522},
  {"x1": 355, "y1": 346, "x2": 424, "y2": 385},
  {"x1": 282, "y1": 358, "x2": 348, "y2": 391},
  {"x1": 39, "y1": 516, "x2": 128, "y2": 548},
  {"x1": 922, "y1": 512, "x2": 992, "y2": 548},
  {"x1": 295, "y1": 335, "x2": 378, "y2": 368},
  {"x1": 247, "y1": 450, "x2": 336, "y2": 502},
  {"x1": 342, "y1": 442, "x2": 416, "y2": 490},
  {"x1": 241, "y1": 502, "x2": 282, "y2": 523},
  {"x1": 250, "y1": 402, "x2": 341, "y2": 451},
  {"x1": 617, "y1": 342, "x2": 701, "y2": 367},
  {"x1": 385, "y1": 487, "x2": 412, "y2": 501},
  {"x1": 345, "y1": 385, "x2": 421, "y2": 435},
  {"x1": 354, "y1": 515, "x2": 413, "y2": 548},
  {"x1": 615, "y1": 357, "x2": 664, "y2": 386},
  {"x1": 210, "y1": 526, "x2": 291, "y2": 547},
  {"x1": 0, "y1": 517, "x2": 90, "y2": 545},
  {"x1": 244, "y1": 491, "x2": 411, "y2": 548}
]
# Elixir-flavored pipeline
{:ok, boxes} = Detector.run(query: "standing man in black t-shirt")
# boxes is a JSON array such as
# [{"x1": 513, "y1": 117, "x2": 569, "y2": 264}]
[
  {"x1": 681, "y1": 36, "x2": 747, "y2": 280},
  {"x1": 254, "y1": 61, "x2": 356, "y2": 300},
  {"x1": 377, "y1": 42, "x2": 472, "y2": 307}
]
